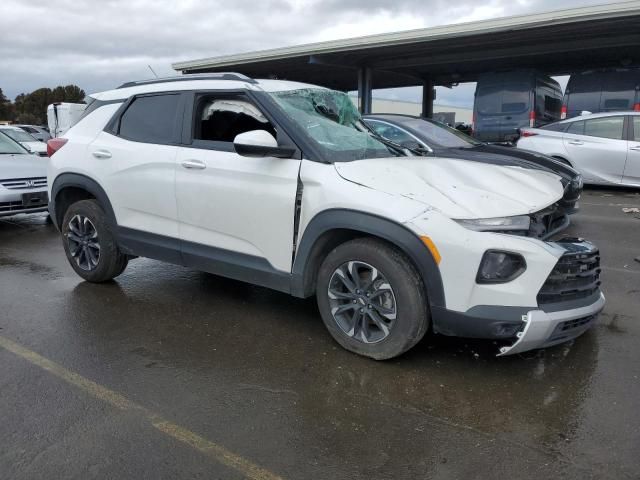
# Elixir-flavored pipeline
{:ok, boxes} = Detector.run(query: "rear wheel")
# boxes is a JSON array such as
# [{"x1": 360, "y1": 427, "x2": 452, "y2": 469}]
[
  {"x1": 62, "y1": 200, "x2": 128, "y2": 282},
  {"x1": 316, "y1": 238, "x2": 429, "y2": 360}
]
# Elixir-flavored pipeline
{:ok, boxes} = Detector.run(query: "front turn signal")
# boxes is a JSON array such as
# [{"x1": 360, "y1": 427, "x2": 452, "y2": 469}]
[{"x1": 420, "y1": 235, "x2": 441, "y2": 265}]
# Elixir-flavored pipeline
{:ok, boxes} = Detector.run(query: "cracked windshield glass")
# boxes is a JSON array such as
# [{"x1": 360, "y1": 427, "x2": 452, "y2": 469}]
[{"x1": 269, "y1": 88, "x2": 401, "y2": 161}]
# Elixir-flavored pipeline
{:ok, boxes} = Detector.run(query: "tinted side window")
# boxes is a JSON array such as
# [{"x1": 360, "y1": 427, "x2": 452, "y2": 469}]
[
  {"x1": 634, "y1": 117, "x2": 640, "y2": 142},
  {"x1": 584, "y1": 116, "x2": 624, "y2": 140},
  {"x1": 119, "y1": 94, "x2": 180, "y2": 144},
  {"x1": 566, "y1": 121, "x2": 584, "y2": 135}
]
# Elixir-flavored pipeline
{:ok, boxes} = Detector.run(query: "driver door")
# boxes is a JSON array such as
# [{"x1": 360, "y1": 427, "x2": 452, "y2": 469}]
[{"x1": 175, "y1": 92, "x2": 302, "y2": 277}]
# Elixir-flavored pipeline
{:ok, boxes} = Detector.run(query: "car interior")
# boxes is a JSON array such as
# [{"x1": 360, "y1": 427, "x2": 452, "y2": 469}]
[{"x1": 194, "y1": 96, "x2": 277, "y2": 143}]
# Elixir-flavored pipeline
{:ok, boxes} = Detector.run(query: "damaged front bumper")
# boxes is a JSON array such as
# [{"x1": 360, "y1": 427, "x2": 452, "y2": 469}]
[{"x1": 498, "y1": 291, "x2": 605, "y2": 356}]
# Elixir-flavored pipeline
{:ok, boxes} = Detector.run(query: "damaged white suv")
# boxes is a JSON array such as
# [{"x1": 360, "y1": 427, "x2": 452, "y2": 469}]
[{"x1": 47, "y1": 74, "x2": 604, "y2": 359}]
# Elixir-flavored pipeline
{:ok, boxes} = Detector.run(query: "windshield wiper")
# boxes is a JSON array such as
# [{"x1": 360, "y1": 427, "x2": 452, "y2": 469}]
[{"x1": 357, "y1": 121, "x2": 430, "y2": 157}]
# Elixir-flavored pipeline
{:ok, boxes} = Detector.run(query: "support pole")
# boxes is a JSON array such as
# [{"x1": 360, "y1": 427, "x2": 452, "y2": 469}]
[
  {"x1": 421, "y1": 79, "x2": 435, "y2": 118},
  {"x1": 357, "y1": 67, "x2": 373, "y2": 114}
]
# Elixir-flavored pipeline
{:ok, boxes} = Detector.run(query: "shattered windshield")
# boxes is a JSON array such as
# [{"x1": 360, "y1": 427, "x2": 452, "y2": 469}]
[{"x1": 268, "y1": 88, "x2": 399, "y2": 162}]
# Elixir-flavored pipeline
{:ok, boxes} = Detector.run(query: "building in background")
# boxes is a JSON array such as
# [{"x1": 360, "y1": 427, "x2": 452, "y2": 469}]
[{"x1": 350, "y1": 96, "x2": 472, "y2": 124}]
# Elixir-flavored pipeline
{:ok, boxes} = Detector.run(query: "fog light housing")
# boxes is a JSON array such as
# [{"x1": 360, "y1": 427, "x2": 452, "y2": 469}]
[{"x1": 476, "y1": 250, "x2": 526, "y2": 284}]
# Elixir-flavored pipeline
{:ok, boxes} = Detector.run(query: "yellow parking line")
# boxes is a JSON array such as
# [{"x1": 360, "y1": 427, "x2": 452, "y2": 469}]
[{"x1": 0, "y1": 335, "x2": 284, "y2": 480}]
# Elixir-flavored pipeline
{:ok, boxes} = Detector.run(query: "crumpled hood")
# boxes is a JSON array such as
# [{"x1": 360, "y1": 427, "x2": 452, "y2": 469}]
[
  {"x1": 0, "y1": 154, "x2": 48, "y2": 180},
  {"x1": 334, "y1": 157, "x2": 565, "y2": 219}
]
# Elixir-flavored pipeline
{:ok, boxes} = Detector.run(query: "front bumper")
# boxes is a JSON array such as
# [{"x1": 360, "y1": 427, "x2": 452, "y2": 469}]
[
  {"x1": 498, "y1": 292, "x2": 605, "y2": 356},
  {"x1": 0, "y1": 189, "x2": 49, "y2": 217}
]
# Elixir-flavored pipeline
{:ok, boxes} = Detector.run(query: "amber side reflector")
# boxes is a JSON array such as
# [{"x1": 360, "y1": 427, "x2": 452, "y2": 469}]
[{"x1": 419, "y1": 235, "x2": 441, "y2": 265}]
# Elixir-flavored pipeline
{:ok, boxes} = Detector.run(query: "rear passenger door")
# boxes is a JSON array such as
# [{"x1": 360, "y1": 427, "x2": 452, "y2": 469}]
[
  {"x1": 89, "y1": 93, "x2": 184, "y2": 246},
  {"x1": 175, "y1": 91, "x2": 302, "y2": 276},
  {"x1": 562, "y1": 116, "x2": 627, "y2": 184},
  {"x1": 623, "y1": 116, "x2": 640, "y2": 185}
]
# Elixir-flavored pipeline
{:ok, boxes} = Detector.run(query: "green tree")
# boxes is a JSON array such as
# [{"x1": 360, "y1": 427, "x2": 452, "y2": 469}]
[
  {"x1": 8, "y1": 84, "x2": 85, "y2": 125},
  {"x1": 0, "y1": 88, "x2": 14, "y2": 121}
]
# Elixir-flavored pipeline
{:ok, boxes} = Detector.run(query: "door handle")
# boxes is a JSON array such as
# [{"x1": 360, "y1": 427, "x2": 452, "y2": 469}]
[
  {"x1": 630, "y1": 145, "x2": 640, "y2": 151},
  {"x1": 568, "y1": 140, "x2": 584, "y2": 146},
  {"x1": 181, "y1": 159, "x2": 206, "y2": 170},
  {"x1": 92, "y1": 149, "x2": 112, "y2": 159}
]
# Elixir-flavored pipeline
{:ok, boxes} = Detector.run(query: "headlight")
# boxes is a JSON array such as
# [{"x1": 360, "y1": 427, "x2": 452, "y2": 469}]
[
  {"x1": 454, "y1": 215, "x2": 530, "y2": 232},
  {"x1": 476, "y1": 250, "x2": 527, "y2": 284},
  {"x1": 572, "y1": 174, "x2": 583, "y2": 190}
]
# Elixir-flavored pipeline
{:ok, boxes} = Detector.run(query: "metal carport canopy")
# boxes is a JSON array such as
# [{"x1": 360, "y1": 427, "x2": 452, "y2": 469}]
[{"x1": 173, "y1": 1, "x2": 640, "y2": 89}]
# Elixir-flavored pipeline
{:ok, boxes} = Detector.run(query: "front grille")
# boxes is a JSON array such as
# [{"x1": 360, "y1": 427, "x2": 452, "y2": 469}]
[
  {"x1": 547, "y1": 314, "x2": 596, "y2": 343},
  {"x1": 537, "y1": 239, "x2": 601, "y2": 305},
  {"x1": 0, "y1": 200, "x2": 48, "y2": 213},
  {"x1": 0, "y1": 177, "x2": 47, "y2": 189}
]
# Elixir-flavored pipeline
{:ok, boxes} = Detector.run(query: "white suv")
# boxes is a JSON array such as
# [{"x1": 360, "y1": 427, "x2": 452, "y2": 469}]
[{"x1": 47, "y1": 73, "x2": 605, "y2": 359}]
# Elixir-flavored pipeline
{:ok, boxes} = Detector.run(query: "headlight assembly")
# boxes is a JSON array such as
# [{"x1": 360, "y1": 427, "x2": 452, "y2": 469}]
[{"x1": 454, "y1": 215, "x2": 531, "y2": 232}]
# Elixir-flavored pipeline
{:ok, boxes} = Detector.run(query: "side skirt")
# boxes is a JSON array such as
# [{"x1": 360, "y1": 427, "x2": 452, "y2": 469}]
[{"x1": 117, "y1": 227, "x2": 292, "y2": 294}]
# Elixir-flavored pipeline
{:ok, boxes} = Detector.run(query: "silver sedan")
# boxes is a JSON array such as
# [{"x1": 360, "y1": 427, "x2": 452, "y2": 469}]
[{"x1": 517, "y1": 112, "x2": 640, "y2": 187}]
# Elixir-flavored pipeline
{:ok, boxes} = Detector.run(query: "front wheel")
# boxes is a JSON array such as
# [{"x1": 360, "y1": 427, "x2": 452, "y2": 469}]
[
  {"x1": 316, "y1": 238, "x2": 429, "y2": 360},
  {"x1": 61, "y1": 199, "x2": 128, "y2": 282}
]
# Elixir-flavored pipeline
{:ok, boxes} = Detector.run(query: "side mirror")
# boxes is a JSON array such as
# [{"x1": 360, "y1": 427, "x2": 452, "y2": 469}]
[{"x1": 233, "y1": 130, "x2": 296, "y2": 159}]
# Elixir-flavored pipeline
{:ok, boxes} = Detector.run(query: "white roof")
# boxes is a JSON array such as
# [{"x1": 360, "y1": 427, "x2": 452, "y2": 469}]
[{"x1": 91, "y1": 77, "x2": 326, "y2": 102}]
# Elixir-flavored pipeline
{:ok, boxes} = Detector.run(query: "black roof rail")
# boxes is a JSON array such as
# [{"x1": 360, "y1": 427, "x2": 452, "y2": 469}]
[{"x1": 117, "y1": 72, "x2": 257, "y2": 89}]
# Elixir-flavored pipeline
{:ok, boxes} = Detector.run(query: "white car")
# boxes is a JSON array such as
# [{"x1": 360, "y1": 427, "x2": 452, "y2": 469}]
[
  {"x1": 517, "y1": 112, "x2": 640, "y2": 186},
  {"x1": 0, "y1": 125, "x2": 48, "y2": 156},
  {"x1": 47, "y1": 74, "x2": 604, "y2": 359}
]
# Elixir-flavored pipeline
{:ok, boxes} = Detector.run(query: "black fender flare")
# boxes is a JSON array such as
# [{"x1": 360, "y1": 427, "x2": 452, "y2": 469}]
[
  {"x1": 50, "y1": 173, "x2": 117, "y2": 229},
  {"x1": 291, "y1": 209, "x2": 446, "y2": 309}
]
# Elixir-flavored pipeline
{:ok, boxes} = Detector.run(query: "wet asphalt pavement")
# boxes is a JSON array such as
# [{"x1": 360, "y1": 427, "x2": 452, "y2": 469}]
[{"x1": 0, "y1": 187, "x2": 639, "y2": 480}]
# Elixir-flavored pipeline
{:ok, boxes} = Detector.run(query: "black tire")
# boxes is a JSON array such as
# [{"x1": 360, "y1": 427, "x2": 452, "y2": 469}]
[
  {"x1": 316, "y1": 238, "x2": 429, "y2": 360},
  {"x1": 61, "y1": 199, "x2": 128, "y2": 282}
]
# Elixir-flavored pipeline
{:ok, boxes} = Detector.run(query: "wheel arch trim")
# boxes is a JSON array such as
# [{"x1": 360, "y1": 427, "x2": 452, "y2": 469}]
[
  {"x1": 50, "y1": 173, "x2": 117, "y2": 230},
  {"x1": 291, "y1": 209, "x2": 446, "y2": 309}
]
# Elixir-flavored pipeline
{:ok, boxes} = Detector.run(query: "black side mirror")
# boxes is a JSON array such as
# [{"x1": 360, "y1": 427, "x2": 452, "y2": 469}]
[{"x1": 233, "y1": 130, "x2": 296, "y2": 159}]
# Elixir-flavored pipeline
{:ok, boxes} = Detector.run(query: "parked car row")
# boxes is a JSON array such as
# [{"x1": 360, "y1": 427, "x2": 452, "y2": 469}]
[
  {"x1": 44, "y1": 73, "x2": 603, "y2": 361},
  {"x1": 0, "y1": 125, "x2": 47, "y2": 155}
]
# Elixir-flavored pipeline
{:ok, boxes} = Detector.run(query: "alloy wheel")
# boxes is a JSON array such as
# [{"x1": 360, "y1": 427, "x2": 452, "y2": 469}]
[
  {"x1": 327, "y1": 261, "x2": 397, "y2": 344},
  {"x1": 67, "y1": 215, "x2": 101, "y2": 271}
]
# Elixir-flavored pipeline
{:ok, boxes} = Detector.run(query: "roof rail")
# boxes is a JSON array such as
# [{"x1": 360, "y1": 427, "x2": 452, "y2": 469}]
[{"x1": 117, "y1": 72, "x2": 257, "y2": 89}]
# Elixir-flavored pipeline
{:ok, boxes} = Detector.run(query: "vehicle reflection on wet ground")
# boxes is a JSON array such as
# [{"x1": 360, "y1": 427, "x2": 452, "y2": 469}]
[{"x1": 0, "y1": 187, "x2": 638, "y2": 479}]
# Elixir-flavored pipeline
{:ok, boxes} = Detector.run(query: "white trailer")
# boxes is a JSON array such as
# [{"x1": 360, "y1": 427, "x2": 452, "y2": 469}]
[{"x1": 47, "y1": 102, "x2": 86, "y2": 138}]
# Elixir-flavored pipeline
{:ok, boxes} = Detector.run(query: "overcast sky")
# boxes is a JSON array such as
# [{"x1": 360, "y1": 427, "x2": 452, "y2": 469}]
[{"x1": 0, "y1": 0, "x2": 616, "y2": 107}]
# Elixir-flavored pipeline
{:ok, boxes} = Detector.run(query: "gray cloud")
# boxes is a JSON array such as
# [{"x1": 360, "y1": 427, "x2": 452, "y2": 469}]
[{"x1": 0, "y1": 0, "x2": 612, "y2": 104}]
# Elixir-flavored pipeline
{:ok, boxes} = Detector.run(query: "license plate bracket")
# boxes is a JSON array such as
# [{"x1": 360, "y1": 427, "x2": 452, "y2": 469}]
[{"x1": 21, "y1": 192, "x2": 48, "y2": 207}]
